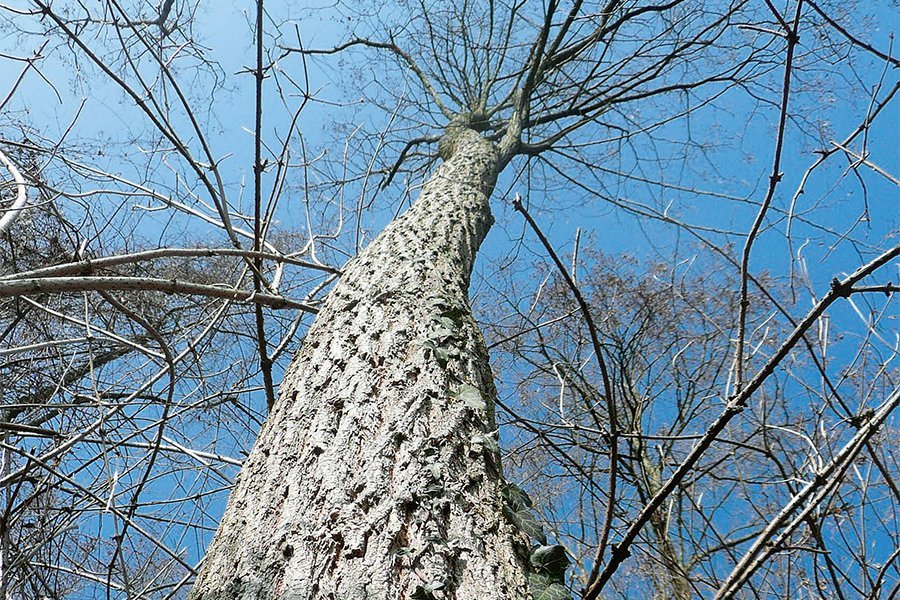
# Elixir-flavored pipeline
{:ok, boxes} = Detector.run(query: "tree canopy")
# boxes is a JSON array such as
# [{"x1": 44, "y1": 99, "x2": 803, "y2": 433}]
[{"x1": 0, "y1": 0, "x2": 897, "y2": 598}]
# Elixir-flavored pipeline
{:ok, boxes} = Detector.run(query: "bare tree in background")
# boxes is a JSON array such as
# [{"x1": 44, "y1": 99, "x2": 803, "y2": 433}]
[{"x1": 0, "y1": 0, "x2": 896, "y2": 598}]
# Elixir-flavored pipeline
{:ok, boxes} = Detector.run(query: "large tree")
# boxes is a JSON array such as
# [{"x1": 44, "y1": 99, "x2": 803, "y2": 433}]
[
  {"x1": 0, "y1": 1, "x2": 896, "y2": 598},
  {"x1": 187, "y1": 2, "x2": 763, "y2": 597}
]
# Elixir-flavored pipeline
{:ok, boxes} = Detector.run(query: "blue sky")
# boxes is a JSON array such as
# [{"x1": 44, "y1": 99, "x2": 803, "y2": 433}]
[{"x1": 1, "y1": 1, "x2": 898, "y2": 596}]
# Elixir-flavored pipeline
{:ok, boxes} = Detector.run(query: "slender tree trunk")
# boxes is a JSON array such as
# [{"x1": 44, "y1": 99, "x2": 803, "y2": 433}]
[
  {"x1": 190, "y1": 128, "x2": 532, "y2": 599},
  {"x1": 641, "y1": 452, "x2": 692, "y2": 600}
]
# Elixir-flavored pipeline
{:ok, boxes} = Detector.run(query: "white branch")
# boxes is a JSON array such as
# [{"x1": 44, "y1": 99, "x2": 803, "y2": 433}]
[{"x1": 0, "y1": 147, "x2": 27, "y2": 235}]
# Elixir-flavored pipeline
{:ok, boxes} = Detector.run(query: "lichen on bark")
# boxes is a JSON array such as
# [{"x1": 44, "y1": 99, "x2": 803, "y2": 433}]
[{"x1": 189, "y1": 128, "x2": 533, "y2": 599}]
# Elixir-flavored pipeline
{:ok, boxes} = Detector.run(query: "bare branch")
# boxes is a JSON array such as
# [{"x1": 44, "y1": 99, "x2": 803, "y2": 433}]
[{"x1": 0, "y1": 276, "x2": 319, "y2": 311}]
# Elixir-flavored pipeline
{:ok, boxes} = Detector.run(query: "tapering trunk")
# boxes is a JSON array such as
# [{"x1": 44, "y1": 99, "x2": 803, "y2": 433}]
[{"x1": 189, "y1": 129, "x2": 531, "y2": 599}]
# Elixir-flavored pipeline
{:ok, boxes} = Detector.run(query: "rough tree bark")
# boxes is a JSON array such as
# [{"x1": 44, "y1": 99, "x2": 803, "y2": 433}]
[{"x1": 189, "y1": 128, "x2": 533, "y2": 599}]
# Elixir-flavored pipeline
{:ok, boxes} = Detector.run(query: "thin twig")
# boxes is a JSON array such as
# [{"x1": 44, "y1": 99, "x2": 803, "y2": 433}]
[
  {"x1": 512, "y1": 193, "x2": 620, "y2": 586},
  {"x1": 734, "y1": 1, "x2": 803, "y2": 393}
]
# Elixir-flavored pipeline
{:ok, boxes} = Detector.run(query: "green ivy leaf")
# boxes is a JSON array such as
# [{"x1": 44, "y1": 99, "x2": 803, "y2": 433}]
[
  {"x1": 429, "y1": 295, "x2": 450, "y2": 306},
  {"x1": 434, "y1": 315, "x2": 459, "y2": 331},
  {"x1": 441, "y1": 306, "x2": 466, "y2": 321},
  {"x1": 422, "y1": 340, "x2": 450, "y2": 367},
  {"x1": 457, "y1": 384, "x2": 486, "y2": 410},
  {"x1": 502, "y1": 483, "x2": 534, "y2": 510},
  {"x1": 529, "y1": 544, "x2": 570, "y2": 579},
  {"x1": 470, "y1": 431, "x2": 500, "y2": 456},
  {"x1": 423, "y1": 482, "x2": 444, "y2": 496},
  {"x1": 433, "y1": 346, "x2": 450, "y2": 367},
  {"x1": 503, "y1": 505, "x2": 546, "y2": 544},
  {"x1": 527, "y1": 573, "x2": 573, "y2": 600},
  {"x1": 410, "y1": 586, "x2": 435, "y2": 600},
  {"x1": 430, "y1": 326, "x2": 457, "y2": 341},
  {"x1": 411, "y1": 581, "x2": 445, "y2": 600}
]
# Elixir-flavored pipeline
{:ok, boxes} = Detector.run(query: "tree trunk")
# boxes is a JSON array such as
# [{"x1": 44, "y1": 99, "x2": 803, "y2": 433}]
[{"x1": 189, "y1": 128, "x2": 532, "y2": 599}]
